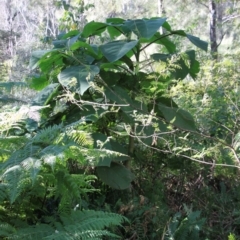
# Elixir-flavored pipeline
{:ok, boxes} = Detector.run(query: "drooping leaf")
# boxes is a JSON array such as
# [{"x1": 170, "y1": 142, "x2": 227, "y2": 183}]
[
  {"x1": 58, "y1": 65, "x2": 99, "y2": 95},
  {"x1": 162, "y1": 21, "x2": 172, "y2": 31},
  {"x1": 100, "y1": 40, "x2": 138, "y2": 62},
  {"x1": 158, "y1": 104, "x2": 196, "y2": 131},
  {"x1": 123, "y1": 18, "x2": 166, "y2": 39},
  {"x1": 186, "y1": 34, "x2": 208, "y2": 52},
  {"x1": 96, "y1": 162, "x2": 134, "y2": 189}
]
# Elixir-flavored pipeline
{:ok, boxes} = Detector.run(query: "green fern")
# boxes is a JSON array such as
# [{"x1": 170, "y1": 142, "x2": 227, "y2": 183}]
[
  {"x1": 5, "y1": 210, "x2": 127, "y2": 240},
  {"x1": 0, "y1": 111, "x2": 129, "y2": 239}
]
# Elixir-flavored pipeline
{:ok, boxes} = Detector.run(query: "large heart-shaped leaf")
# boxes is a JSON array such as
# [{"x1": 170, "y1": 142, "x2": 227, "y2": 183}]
[
  {"x1": 123, "y1": 18, "x2": 166, "y2": 39},
  {"x1": 96, "y1": 162, "x2": 134, "y2": 189},
  {"x1": 100, "y1": 40, "x2": 138, "y2": 62},
  {"x1": 158, "y1": 104, "x2": 196, "y2": 131},
  {"x1": 58, "y1": 65, "x2": 99, "y2": 95}
]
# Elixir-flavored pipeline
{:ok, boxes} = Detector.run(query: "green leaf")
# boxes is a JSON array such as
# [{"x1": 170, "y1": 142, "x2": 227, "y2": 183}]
[
  {"x1": 186, "y1": 34, "x2": 208, "y2": 52},
  {"x1": 106, "y1": 19, "x2": 125, "y2": 38},
  {"x1": 171, "y1": 30, "x2": 186, "y2": 36},
  {"x1": 32, "y1": 83, "x2": 59, "y2": 106},
  {"x1": 158, "y1": 104, "x2": 196, "y2": 131},
  {"x1": 157, "y1": 97, "x2": 178, "y2": 108},
  {"x1": 110, "y1": 140, "x2": 129, "y2": 161},
  {"x1": 151, "y1": 53, "x2": 171, "y2": 62},
  {"x1": 106, "y1": 18, "x2": 125, "y2": 24},
  {"x1": 104, "y1": 86, "x2": 133, "y2": 110},
  {"x1": 67, "y1": 34, "x2": 80, "y2": 48},
  {"x1": 38, "y1": 51, "x2": 63, "y2": 73},
  {"x1": 28, "y1": 75, "x2": 49, "y2": 90},
  {"x1": 92, "y1": 133, "x2": 112, "y2": 150},
  {"x1": 96, "y1": 162, "x2": 134, "y2": 189},
  {"x1": 29, "y1": 50, "x2": 51, "y2": 70},
  {"x1": 140, "y1": 33, "x2": 176, "y2": 53},
  {"x1": 99, "y1": 70, "x2": 121, "y2": 86},
  {"x1": 52, "y1": 39, "x2": 67, "y2": 48},
  {"x1": 123, "y1": 18, "x2": 166, "y2": 39},
  {"x1": 70, "y1": 41, "x2": 101, "y2": 59},
  {"x1": 107, "y1": 26, "x2": 123, "y2": 39},
  {"x1": 100, "y1": 40, "x2": 138, "y2": 62},
  {"x1": 135, "y1": 125, "x2": 155, "y2": 146},
  {"x1": 186, "y1": 50, "x2": 200, "y2": 78},
  {"x1": 61, "y1": 30, "x2": 81, "y2": 39},
  {"x1": 58, "y1": 65, "x2": 99, "y2": 95},
  {"x1": 82, "y1": 21, "x2": 107, "y2": 37},
  {"x1": 162, "y1": 21, "x2": 172, "y2": 31}
]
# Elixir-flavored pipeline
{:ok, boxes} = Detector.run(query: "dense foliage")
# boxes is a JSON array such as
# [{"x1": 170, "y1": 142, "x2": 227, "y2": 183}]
[{"x1": 1, "y1": 2, "x2": 240, "y2": 239}]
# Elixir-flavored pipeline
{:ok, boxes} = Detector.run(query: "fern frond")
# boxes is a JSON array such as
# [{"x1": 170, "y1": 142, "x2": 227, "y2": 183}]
[
  {"x1": 66, "y1": 129, "x2": 93, "y2": 147},
  {"x1": 0, "y1": 111, "x2": 25, "y2": 133},
  {"x1": 61, "y1": 210, "x2": 127, "y2": 231},
  {"x1": 0, "y1": 136, "x2": 27, "y2": 162},
  {"x1": 32, "y1": 124, "x2": 63, "y2": 145},
  {"x1": 1, "y1": 145, "x2": 41, "y2": 169},
  {"x1": 5, "y1": 210, "x2": 127, "y2": 240},
  {"x1": 7, "y1": 224, "x2": 54, "y2": 240},
  {"x1": 0, "y1": 223, "x2": 16, "y2": 237}
]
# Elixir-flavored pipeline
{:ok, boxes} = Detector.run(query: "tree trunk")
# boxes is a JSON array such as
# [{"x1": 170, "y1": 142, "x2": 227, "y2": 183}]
[
  {"x1": 158, "y1": 0, "x2": 166, "y2": 16},
  {"x1": 209, "y1": 0, "x2": 218, "y2": 59}
]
